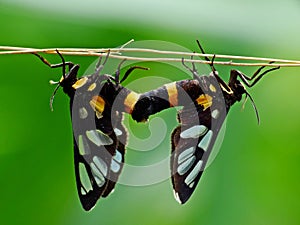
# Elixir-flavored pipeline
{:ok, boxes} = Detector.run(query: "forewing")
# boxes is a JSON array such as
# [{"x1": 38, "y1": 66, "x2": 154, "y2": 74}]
[
  {"x1": 71, "y1": 84, "x2": 121, "y2": 210},
  {"x1": 71, "y1": 78, "x2": 126, "y2": 210},
  {"x1": 171, "y1": 82, "x2": 227, "y2": 204}
]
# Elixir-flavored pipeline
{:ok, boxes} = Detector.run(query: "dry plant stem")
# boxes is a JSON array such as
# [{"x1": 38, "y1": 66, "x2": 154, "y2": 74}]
[{"x1": 0, "y1": 46, "x2": 300, "y2": 67}]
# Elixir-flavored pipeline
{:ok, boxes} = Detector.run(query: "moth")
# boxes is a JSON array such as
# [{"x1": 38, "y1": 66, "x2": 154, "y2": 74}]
[
  {"x1": 34, "y1": 51, "x2": 145, "y2": 210},
  {"x1": 131, "y1": 42, "x2": 280, "y2": 204}
]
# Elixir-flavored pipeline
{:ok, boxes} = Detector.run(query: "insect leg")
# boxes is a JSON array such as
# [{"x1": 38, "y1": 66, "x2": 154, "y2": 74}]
[
  {"x1": 230, "y1": 65, "x2": 280, "y2": 87},
  {"x1": 196, "y1": 39, "x2": 217, "y2": 74},
  {"x1": 32, "y1": 51, "x2": 74, "y2": 71}
]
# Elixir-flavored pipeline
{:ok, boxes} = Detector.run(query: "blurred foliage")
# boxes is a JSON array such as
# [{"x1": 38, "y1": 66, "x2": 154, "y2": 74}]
[{"x1": 0, "y1": 1, "x2": 300, "y2": 225}]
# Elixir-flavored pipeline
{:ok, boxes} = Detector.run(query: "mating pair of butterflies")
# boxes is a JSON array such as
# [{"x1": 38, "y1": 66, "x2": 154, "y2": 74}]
[{"x1": 34, "y1": 48, "x2": 279, "y2": 211}]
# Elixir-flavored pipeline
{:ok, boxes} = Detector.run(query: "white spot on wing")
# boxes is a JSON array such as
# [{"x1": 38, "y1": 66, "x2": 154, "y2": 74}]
[
  {"x1": 184, "y1": 160, "x2": 203, "y2": 186},
  {"x1": 114, "y1": 128, "x2": 123, "y2": 136},
  {"x1": 114, "y1": 150, "x2": 122, "y2": 163},
  {"x1": 110, "y1": 150, "x2": 122, "y2": 173},
  {"x1": 178, "y1": 147, "x2": 195, "y2": 164},
  {"x1": 188, "y1": 181, "x2": 195, "y2": 188},
  {"x1": 93, "y1": 156, "x2": 108, "y2": 177},
  {"x1": 111, "y1": 160, "x2": 121, "y2": 173},
  {"x1": 90, "y1": 162, "x2": 105, "y2": 187},
  {"x1": 86, "y1": 130, "x2": 113, "y2": 146},
  {"x1": 94, "y1": 177, "x2": 105, "y2": 187},
  {"x1": 177, "y1": 156, "x2": 196, "y2": 175},
  {"x1": 211, "y1": 109, "x2": 219, "y2": 119},
  {"x1": 81, "y1": 187, "x2": 87, "y2": 195},
  {"x1": 79, "y1": 107, "x2": 88, "y2": 119},
  {"x1": 180, "y1": 125, "x2": 207, "y2": 139},
  {"x1": 79, "y1": 163, "x2": 92, "y2": 192},
  {"x1": 173, "y1": 190, "x2": 182, "y2": 204},
  {"x1": 198, "y1": 130, "x2": 213, "y2": 151},
  {"x1": 78, "y1": 135, "x2": 90, "y2": 155}
]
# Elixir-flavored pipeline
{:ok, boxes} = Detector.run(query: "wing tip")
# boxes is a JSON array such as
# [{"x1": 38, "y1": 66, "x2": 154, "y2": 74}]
[
  {"x1": 173, "y1": 190, "x2": 191, "y2": 205},
  {"x1": 79, "y1": 191, "x2": 101, "y2": 211},
  {"x1": 173, "y1": 189, "x2": 192, "y2": 205},
  {"x1": 81, "y1": 201, "x2": 96, "y2": 211}
]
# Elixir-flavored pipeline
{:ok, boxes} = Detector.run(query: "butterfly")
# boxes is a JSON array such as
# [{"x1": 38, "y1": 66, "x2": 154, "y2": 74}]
[
  {"x1": 131, "y1": 41, "x2": 280, "y2": 204},
  {"x1": 34, "y1": 50, "x2": 146, "y2": 210}
]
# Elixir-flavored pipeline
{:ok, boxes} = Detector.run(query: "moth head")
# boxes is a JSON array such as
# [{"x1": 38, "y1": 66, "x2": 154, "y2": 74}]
[
  {"x1": 227, "y1": 79, "x2": 246, "y2": 102},
  {"x1": 131, "y1": 97, "x2": 152, "y2": 122}
]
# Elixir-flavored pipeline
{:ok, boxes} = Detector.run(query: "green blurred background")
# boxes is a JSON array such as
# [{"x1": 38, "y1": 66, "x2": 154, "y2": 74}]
[{"x1": 0, "y1": 0, "x2": 300, "y2": 224}]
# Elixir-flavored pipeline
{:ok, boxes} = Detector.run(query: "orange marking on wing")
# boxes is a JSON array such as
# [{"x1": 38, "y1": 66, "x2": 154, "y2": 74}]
[
  {"x1": 196, "y1": 94, "x2": 212, "y2": 110},
  {"x1": 89, "y1": 96, "x2": 105, "y2": 118}
]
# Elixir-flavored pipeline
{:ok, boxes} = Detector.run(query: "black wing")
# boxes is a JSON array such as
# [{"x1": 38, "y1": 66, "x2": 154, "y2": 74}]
[
  {"x1": 171, "y1": 76, "x2": 227, "y2": 204},
  {"x1": 71, "y1": 79, "x2": 127, "y2": 210},
  {"x1": 101, "y1": 110, "x2": 127, "y2": 198}
]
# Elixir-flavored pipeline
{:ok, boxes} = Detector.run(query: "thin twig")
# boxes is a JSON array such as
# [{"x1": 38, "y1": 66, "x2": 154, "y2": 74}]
[{"x1": 0, "y1": 46, "x2": 300, "y2": 67}]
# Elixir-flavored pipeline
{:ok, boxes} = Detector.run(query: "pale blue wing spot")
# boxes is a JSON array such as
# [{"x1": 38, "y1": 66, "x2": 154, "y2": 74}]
[
  {"x1": 94, "y1": 177, "x2": 105, "y2": 187},
  {"x1": 86, "y1": 130, "x2": 113, "y2": 146},
  {"x1": 184, "y1": 160, "x2": 203, "y2": 186},
  {"x1": 93, "y1": 156, "x2": 108, "y2": 177},
  {"x1": 114, "y1": 150, "x2": 122, "y2": 163},
  {"x1": 78, "y1": 135, "x2": 91, "y2": 155},
  {"x1": 178, "y1": 147, "x2": 195, "y2": 164},
  {"x1": 79, "y1": 163, "x2": 93, "y2": 192},
  {"x1": 180, "y1": 125, "x2": 208, "y2": 139},
  {"x1": 79, "y1": 107, "x2": 88, "y2": 119},
  {"x1": 111, "y1": 160, "x2": 121, "y2": 173},
  {"x1": 113, "y1": 128, "x2": 123, "y2": 136},
  {"x1": 198, "y1": 130, "x2": 213, "y2": 151},
  {"x1": 177, "y1": 156, "x2": 196, "y2": 175},
  {"x1": 211, "y1": 109, "x2": 219, "y2": 119},
  {"x1": 90, "y1": 162, "x2": 105, "y2": 187}
]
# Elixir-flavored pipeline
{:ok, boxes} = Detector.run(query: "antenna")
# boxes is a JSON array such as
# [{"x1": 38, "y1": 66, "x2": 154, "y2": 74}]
[{"x1": 244, "y1": 90, "x2": 260, "y2": 124}]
